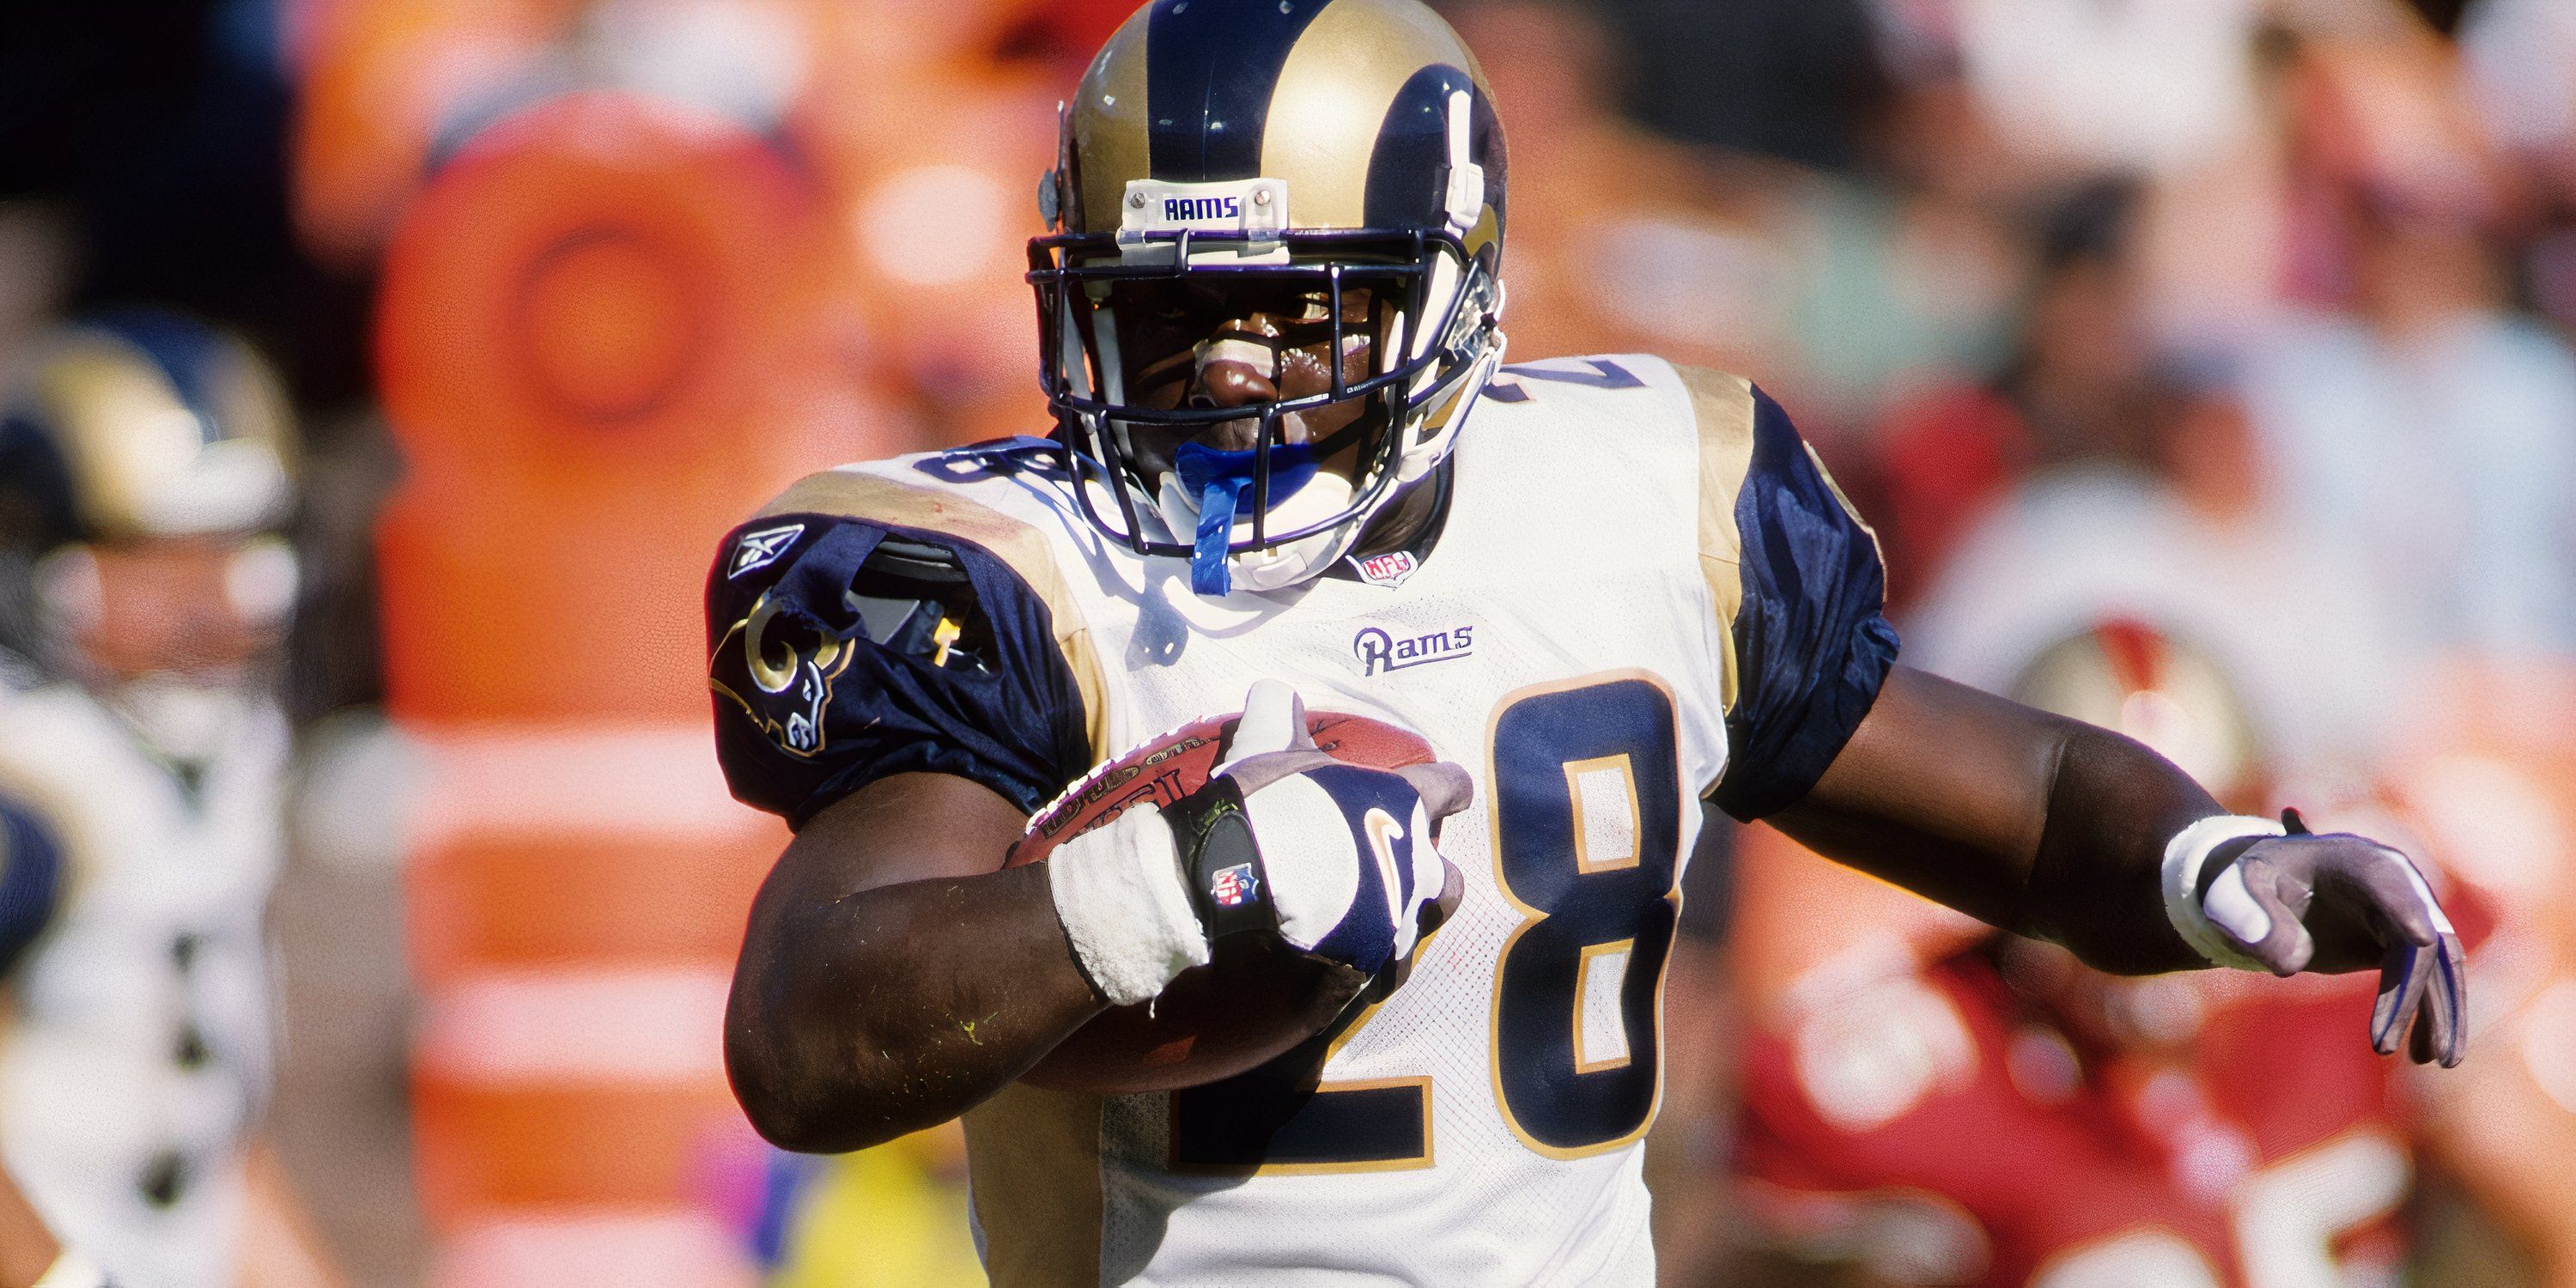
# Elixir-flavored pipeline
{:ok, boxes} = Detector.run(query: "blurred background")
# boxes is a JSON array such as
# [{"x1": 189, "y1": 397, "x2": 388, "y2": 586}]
[{"x1": 1, "y1": 0, "x2": 2574, "y2": 1284}]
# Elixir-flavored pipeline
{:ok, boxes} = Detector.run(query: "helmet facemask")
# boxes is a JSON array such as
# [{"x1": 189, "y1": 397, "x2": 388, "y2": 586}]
[
  {"x1": 1028, "y1": 0, "x2": 1510, "y2": 595},
  {"x1": 1031, "y1": 224, "x2": 1501, "y2": 597}
]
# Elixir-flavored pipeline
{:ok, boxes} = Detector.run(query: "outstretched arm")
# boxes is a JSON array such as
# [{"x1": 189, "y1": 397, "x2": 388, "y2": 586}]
[
  {"x1": 1768, "y1": 665, "x2": 2464, "y2": 1063},
  {"x1": 1767, "y1": 665, "x2": 2216, "y2": 975}
]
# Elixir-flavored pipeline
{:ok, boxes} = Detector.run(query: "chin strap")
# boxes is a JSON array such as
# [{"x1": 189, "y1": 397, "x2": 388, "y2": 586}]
[{"x1": 1173, "y1": 440, "x2": 1317, "y2": 597}]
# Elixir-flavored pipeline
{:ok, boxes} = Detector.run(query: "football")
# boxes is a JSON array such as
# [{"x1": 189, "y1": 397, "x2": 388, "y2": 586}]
[{"x1": 1006, "y1": 708, "x2": 1439, "y2": 1095}]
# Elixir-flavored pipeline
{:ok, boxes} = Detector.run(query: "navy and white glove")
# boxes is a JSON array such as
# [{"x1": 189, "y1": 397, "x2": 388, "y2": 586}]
[
  {"x1": 2164, "y1": 809, "x2": 2466, "y2": 1066},
  {"x1": 1050, "y1": 681, "x2": 1470, "y2": 1006}
]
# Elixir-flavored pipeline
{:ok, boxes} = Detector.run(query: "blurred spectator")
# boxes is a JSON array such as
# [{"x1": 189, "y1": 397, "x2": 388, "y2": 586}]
[
  {"x1": 1444, "y1": 0, "x2": 1791, "y2": 380},
  {"x1": 0, "y1": 309, "x2": 338, "y2": 1286},
  {"x1": 2243, "y1": 32, "x2": 2576, "y2": 659},
  {"x1": 2460, "y1": 0, "x2": 2576, "y2": 204},
  {"x1": 1935, "y1": 0, "x2": 2268, "y2": 182},
  {"x1": 0, "y1": 0, "x2": 370, "y2": 414},
  {"x1": 2394, "y1": 659, "x2": 2576, "y2": 1288},
  {"x1": 1599, "y1": 0, "x2": 1889, "y2": 173},
  {"x1": 1905, "y1": 368, "x2": 2409, "y2": 783},
  {"x1": 1863, "y1": 183, "x2": 2148, "y2": 613},
  {"x1": 0, "y1": 204, "x2": 71, "y2": 378},
  {"x1": 747, "y1": 1129, "x2": 982, "y2": 1288}
]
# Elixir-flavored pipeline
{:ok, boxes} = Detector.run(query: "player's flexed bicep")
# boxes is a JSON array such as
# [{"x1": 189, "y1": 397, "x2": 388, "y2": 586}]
[{"x1": 709, "y1": 507, "x2": 1110, "y2": 1151}]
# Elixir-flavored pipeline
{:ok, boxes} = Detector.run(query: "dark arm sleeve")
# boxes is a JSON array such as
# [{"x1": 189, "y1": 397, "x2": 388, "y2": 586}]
[
  {"x1": 1710, "y1": 387, "x2": 1902, "y2": 822},
  {"x1": 0, "y1": 795, "x2": 61, "y2": 978},
  {"x1": 707, "y1": 514, "x2": 1093, "y2": 828}
]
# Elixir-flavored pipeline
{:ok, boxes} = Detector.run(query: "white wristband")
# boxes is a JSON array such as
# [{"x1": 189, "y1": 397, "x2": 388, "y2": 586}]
[
  {"x1": 2161, "y1": 813, "x2": 2286, "y2": 972},
  {"x1": 33, "y1": 1250, "x2": 111, "y2": 1288},
  {"x1": 1046, "y1": 805, "x2": 1211, "y2": 1006}
]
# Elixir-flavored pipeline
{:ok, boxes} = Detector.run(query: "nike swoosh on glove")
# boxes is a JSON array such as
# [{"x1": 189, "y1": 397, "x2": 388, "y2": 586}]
[
  {"x1": 2185, "y1": 809, "x2": 2467, "y2": 1067},
  {"x1": 1170, "y1": 679, "x2": 1472, "y2": 977}
]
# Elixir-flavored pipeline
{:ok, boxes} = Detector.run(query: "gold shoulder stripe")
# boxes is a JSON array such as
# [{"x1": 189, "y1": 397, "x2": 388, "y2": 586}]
[
  {"x1": 1678, "y1": 364, "x2": 1754, "y2": 712},
  {"x1": 1802, "y1": 438, "x2": 1887, "y2": 574},
  {"x1": 757, "y1": 470, "x2": 1109, "y2": 762}
]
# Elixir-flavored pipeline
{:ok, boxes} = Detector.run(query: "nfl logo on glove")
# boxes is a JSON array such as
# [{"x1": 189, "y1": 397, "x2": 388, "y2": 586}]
[{"x1": 1210, "y1": 864, "x2": 1259, "y2": 908}]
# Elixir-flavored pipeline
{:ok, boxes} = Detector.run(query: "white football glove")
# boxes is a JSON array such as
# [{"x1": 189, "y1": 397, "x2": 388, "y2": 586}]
[{"x1": 1049, "y1": 681, "x2": 1471, "y2": 1006}]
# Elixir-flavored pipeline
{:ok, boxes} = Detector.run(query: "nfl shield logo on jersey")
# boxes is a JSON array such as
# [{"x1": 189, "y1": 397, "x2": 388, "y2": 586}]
[
  {"x1": 1354, "y1": 550, "x2": 1419, "y2": 588},
  {"x1": 1209, "y1": 863, "x2": 1259, "y2": 908}
]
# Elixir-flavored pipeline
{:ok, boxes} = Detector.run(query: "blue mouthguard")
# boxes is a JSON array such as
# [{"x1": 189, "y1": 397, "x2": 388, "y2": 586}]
[{"x1": 1172, "y1": 440, "x2": 1319, "y2": 596}]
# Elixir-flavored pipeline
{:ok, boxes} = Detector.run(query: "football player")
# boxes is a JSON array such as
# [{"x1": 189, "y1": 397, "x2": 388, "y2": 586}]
[
  {"x1": 0, "y1": 795, "x2": 109, "y2": 1288},
  {"x1": 711, "y1": 3, "x2": 2464, "y2": 1282},
  {"x1": 0, "y1": 309, "x2": 331, "y2": 1287}
]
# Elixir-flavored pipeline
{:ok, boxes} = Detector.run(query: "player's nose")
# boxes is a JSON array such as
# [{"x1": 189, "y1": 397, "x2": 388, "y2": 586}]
[{"x1": 1188, "y1": 316, "x2": 1282, "y2": 414}]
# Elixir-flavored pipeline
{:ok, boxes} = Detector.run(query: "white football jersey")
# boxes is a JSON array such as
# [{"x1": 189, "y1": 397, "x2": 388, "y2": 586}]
[
  {"x1": 711, "y1": 355, "x2": 1897, "y2": 1285},
  {"x1": 0, "y1": 669, "x2": 285, "y2": 1288}
]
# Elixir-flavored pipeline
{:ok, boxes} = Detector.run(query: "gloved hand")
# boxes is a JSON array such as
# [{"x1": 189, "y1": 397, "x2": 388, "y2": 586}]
[
  {"x1": 1049, "y1": 680, "x2": 1470, "y2": 1006},
  {"x1": 1174, "y1": 679, "x2": 1470, "y2": 975},
  {"x1": 2168, "y1": 809, "x2": 2466, "y2": 1066}
]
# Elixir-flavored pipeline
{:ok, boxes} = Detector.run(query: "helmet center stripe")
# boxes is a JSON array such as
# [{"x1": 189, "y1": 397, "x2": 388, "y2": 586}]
[{"x1": 1145, "y1": 0, "x2": 1336, "y2": 182}]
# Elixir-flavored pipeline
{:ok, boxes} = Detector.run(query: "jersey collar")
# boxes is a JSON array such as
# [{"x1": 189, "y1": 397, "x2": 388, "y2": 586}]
[{"x1": 1325, "y1": 459, "x2": 1454, "y2": 589}]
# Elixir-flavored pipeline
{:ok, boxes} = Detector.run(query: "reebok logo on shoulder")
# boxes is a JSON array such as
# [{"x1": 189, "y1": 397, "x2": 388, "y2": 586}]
[{"x1": 729, "y1": 525, "x2": 805, "y2": 579}]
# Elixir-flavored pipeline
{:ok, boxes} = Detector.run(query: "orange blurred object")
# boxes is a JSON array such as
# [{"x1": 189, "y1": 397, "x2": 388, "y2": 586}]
[
  {"x1": 787, "y1": 11, "x2": 1060, "y2": 447},
  {"x1": 407, "y1": 831, "x2": 769, "y2": 981},
  {"x1": 289, "y1": 0, "x2": 575, "y2": 268},
  {"x1": 373, "y1": 90, "x2": 883, "y2": 1284},
  {"x1": 412, "y1": 1077, "x2": 739, "y2": 1214},
  {"x1": 374, "y1": 90, "x2": 874, "y2": 725}
]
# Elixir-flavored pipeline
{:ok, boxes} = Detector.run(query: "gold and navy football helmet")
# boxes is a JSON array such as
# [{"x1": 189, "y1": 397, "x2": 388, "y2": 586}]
[
  {"x1": 0, "y1": 307, "x2": 299, "y2": 678},
  {"x1": 1029, "y1": 0, "x2": 1508, "y2": 596},
  {"x1": 0, "y1": 307, "x2": 295, "y2": 552}
]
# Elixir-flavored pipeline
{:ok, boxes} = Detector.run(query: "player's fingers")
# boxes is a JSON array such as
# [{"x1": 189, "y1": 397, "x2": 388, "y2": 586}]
[
  {"x1": 2347, "y1": 850, "x2": 2439, "y2": 949},
  {"x1": 2426, "y1": 932, "x2": 2468, "y2": 1067},
  {"x1": 1423, "y1": 857, "x2": 1465, "y2": 936},
  {"x1": 1223, "y1": 679, "x2": 1310, "y2": 766},
  {"x1": 1372, "y1": 862, "x2": 1461, "y2": 1005},
  {"x1": 1392, "y1": 761, "x2": 1474, "y2": 823},
  {"x1": 1215, "y1": 748, "x2": 1339, "y2": 794},
  {"x1": 2371, "y1": 938, "x2": 2433, "y2": 1057},
  {"x1": 2211, "y1": 858, "x2": 2312, "y2": 976}
]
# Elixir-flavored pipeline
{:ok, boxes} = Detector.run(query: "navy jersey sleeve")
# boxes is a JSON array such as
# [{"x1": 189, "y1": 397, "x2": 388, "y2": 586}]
[
  {"x1": 0, "y1": 795, "x2": 61, "y2": 978},
  {"x1": 1706, "y1": 385, "x2": 1902, "y2": 822},
  {"x1": 707, "y1": 513, "x2": 1094, "y2": 828}
]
